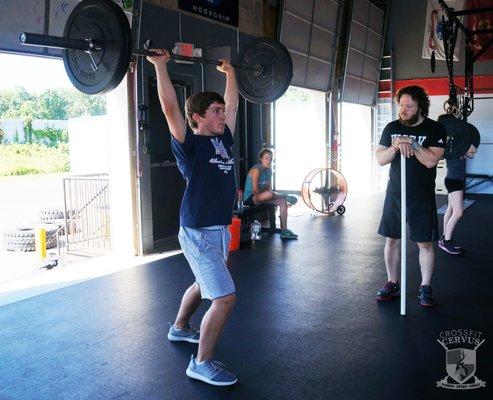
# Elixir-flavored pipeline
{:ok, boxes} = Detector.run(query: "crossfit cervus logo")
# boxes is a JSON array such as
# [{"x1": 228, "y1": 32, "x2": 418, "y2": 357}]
[{"x1": 436, "y1": 329, "x2": 486, "y2": 390}]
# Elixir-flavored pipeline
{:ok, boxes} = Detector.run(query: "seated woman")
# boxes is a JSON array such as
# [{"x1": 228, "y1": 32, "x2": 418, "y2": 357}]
[{"x1": 243, "y1": 148, "x2": 298, "y2": 240}]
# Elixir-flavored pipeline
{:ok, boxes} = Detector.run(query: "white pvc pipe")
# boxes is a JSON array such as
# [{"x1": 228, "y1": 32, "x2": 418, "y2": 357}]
[{"x1": 400, "y1": 153, "x2": 407, "y2": 316}]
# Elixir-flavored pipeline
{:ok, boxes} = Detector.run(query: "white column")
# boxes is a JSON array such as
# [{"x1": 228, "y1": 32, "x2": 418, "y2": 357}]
[
  {"x1": 106, "y1": 74, "x2": 140, "y2": 257},
  {"x1": 400, "y1": 153, "x2": 407, "y2": 316}
]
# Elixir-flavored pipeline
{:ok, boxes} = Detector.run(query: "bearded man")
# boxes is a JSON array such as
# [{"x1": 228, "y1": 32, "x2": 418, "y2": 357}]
[{"x1": 375, "y1": 85, "x2": 446, "y2": 307}]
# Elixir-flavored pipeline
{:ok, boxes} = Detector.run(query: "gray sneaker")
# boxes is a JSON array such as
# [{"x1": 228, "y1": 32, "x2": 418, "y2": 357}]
[
  {"x1": 280, "y1": 229, "x2": 298, "y2": 240},
  {"x1": 167, "y1": 323, "x2": 200, "y2": 344},
  {"x1": 186, "y1": 355, "x2": 237, "y2": 386},
  {"x1": 285, "y1": 195, "x2": 298, "y2": 205}
]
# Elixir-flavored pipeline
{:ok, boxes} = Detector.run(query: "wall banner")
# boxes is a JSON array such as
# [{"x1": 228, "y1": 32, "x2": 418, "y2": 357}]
[
  {"x1": 178, "y1": 0, "x2": 239, "y2": 28},
  {"x1": 422, "y1": 0, "x2": 464, "y2": 61}
]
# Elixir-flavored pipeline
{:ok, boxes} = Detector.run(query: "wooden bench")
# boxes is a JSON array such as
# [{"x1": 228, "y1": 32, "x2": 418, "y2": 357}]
[{"x1": 234, "y1": 204, "x2": 280, "y2": 242}]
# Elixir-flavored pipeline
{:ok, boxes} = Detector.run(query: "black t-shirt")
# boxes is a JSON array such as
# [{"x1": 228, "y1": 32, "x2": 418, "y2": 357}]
[
  {"x1": 171, "y1": 126, "x2": 236, "y2": 228},
  {"x1": 379, "y1": 118, "x2": 446, "y2": 198}
]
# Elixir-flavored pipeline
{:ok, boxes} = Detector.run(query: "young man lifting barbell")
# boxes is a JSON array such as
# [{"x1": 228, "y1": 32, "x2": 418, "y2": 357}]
[{"x1": 147, "y1": 49, "x2": 239, "y2": 386}]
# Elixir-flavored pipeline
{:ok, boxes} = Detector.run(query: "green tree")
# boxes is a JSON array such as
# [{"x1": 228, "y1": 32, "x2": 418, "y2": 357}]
[
  {"x1": 32, "y1": 128, "x2": 68, "y2": 147},
  {"x1": 67, "y1": 90, "x2": 106, "y2": 117},
  {"x1": 23, "y1": 116, "x2": 33, "y2": 143},
  {"x1": 0, "y1": 87, "x2": 34, "y2": 118},
  {"x1": 0, "y1": 86, "x2": 106, "y2": 120},
  {"x1": 37, "y1": 89, "x2": 69, "y2": 119}
]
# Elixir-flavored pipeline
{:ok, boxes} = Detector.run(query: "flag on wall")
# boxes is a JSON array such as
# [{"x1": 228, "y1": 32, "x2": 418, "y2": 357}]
[
  {"x1": 466, "y1": 0, "x2": 493, "y2": 61},
  {"x1": 422, "y1": 0, "x2": 464, "y2": 61}
]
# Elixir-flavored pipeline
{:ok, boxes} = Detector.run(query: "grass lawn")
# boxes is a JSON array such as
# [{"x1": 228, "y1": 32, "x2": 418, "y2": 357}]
[{"x1": 0, "y1": 144, "x2": 69, "y2": 176}]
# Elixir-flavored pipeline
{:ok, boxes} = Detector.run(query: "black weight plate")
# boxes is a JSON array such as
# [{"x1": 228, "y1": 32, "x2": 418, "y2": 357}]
[
  {"x1": 62, "y1": 0, "x2": 131, "y2": 95},
  {"x1": 237, "y1": 38, "x2": 293, "y2": 103}
]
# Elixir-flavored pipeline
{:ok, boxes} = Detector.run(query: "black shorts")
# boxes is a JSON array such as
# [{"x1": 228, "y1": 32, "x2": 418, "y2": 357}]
[
  {"x1": 378, "y1": 192, "x2": 439, "y2": 242},
  {"x1": 444, "y1": 178, "x2": 464, "y2": 193},
  {"x1": 244, "y1": 194, "x2": 255, "y2": 207}
]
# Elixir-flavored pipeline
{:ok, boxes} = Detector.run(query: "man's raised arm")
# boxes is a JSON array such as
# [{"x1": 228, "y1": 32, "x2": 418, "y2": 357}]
[{"x1": 217, "y1": 60, "x2": 239, "y2": 134}]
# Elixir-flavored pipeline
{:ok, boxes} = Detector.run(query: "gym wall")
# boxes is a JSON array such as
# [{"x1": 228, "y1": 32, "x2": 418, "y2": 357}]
[
  {"x1": 144, "y1": 0, "x2": 264, "y2": 36},
  {"x1": 385, "y1": 0, "x2": 493, "y2": 193}
]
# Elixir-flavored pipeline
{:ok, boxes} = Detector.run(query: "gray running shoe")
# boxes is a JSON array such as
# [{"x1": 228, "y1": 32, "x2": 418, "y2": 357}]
[
  {"x1": 280, "y1": 229, "x2": 298, "y2": 240},
  {"x1": 285, "y1": 195, "x2": 298, "y2": 205},
  {"x1": 186, "y1": 355, "x2": 237, "y2": 386},
  {"x1": 167, "y1": 323, "x2": 200, "y2": 344}
]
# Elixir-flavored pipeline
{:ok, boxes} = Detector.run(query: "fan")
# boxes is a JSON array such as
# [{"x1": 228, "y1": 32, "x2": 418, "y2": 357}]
[{"x1": 301, "y1": 168, "x2": 348, "y2": 215}]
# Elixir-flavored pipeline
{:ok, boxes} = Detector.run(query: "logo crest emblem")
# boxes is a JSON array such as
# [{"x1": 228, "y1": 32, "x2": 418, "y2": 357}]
[
  {"x1": 446, "y1": 348, "x2": 476, "y2": 384},
  {"x1": 436, "y1": 332, "x2": 486, "y2": 390}
]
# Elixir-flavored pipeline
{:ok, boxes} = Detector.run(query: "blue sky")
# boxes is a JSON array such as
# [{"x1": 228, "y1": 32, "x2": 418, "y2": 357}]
[{"x1": 0, "y1": 53, "x2": 73, "y2": 93}]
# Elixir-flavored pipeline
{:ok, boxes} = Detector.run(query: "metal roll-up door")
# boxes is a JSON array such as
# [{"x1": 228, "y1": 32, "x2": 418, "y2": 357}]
[
  {"x1": 279, "y1": 0, "x2": 342, "y2": 92},
  {"x1": 0, "y1": 0, "x2": 128, "y2": 58},
  {"x1": 342, "y1": 0, "x2": 384, "y2": 105}
]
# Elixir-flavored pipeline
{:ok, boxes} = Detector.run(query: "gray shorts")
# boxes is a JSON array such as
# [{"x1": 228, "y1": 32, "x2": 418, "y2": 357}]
[{"x1": 178, "y1": 225, "x2": 235, "y2": 300}]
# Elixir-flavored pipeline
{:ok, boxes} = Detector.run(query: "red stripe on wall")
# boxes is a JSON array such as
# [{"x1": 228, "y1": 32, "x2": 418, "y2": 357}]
[{"x1": 379, "y1": 75, "x2": 493, "y2": 98}]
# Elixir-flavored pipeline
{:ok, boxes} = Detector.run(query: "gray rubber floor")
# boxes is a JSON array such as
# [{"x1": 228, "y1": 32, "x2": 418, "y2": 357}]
[{"x1": 0, "y1": 193, "x2": 491, "y2": 400}]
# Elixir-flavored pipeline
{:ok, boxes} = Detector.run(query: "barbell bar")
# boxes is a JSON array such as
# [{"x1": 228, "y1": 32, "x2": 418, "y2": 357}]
[
  {"x1": 18, "y1": 0, "x2": 292, "y2": 102},
  {"x1": 19, "y1": 32, "x2": 262, "y2": 74}
]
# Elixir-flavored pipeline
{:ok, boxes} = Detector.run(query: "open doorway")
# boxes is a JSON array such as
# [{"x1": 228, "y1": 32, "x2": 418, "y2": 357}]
[
  {"x1": 0, "y1": 52, "x2": 113, "y2": 303},
  {"x1": 340, "y1": 102, "x2": 373, "y2": 196},
  {"x1": 273, "y1": 86, "x2": 327, "y2": 192}
]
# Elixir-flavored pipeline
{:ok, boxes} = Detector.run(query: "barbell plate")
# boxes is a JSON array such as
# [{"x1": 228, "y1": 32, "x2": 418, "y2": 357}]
[
  {"x1": 439, "y1": 114, "x2": 472, "y2": 159},
  {"x1": 237, "y1": 38, "x2": 293, "y2": 104},
  {"x1": 62, "y1": 0, "x2": 131, "y2": 95}
]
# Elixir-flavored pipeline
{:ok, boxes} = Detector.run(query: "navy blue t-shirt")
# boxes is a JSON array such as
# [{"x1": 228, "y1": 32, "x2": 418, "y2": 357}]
[
  {"x1": 171, "y1": 126, "x2": 236, "y2": 228},
  {"x1": 380, "y1": 118, "x2": 446, "y2": 198}
]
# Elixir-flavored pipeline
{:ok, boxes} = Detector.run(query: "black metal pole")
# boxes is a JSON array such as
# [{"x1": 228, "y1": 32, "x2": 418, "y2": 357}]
[
  {"x1": 19, "y1": 32, "x2": 97, "y2": 52},
  {"x1": 20, "y1": 32, "x2": 254, "y2": 72},
  {"x1": 133, "y1": 48, "x2": 247, "y2": 70}
]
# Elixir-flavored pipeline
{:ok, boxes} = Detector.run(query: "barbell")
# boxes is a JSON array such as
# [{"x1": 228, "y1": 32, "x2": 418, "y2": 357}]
[{"x1": 19, "y1": 0, "x2": 293, "y2": 104}]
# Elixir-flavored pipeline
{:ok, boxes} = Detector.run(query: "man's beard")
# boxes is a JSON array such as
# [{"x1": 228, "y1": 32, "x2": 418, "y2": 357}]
[{"x1": 399, "y1": 111, "x2": 420, "y2": 126}]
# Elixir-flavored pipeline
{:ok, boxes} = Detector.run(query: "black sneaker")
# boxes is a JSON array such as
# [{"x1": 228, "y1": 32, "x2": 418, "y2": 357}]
[
  {"x1": 417, "y1": 285, "x2": 436, "y2": 307},
  {"x1": 376, "y1": 281, "x2": 400, "y2": 301},
  {"x1": 438, "y1": 238, "x2": 461, "y2": 255},
  {"x1": 439, "y1": 236, "x2": 462, "y2": 251}
]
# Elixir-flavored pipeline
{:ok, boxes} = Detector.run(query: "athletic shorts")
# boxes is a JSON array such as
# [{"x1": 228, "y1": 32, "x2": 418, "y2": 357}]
[
  {"x1": 244, "y1": 194, "x2": 255, "y2": 207},
  {"x1": 178, "y1": 226, "x2": 235, "y2": 300},
  {"x1": 444, "y1": 178, "x2": 464, "y2": 193},
  {"x1": 378, "y1": 192, "x2": 439, "y2": 242}
]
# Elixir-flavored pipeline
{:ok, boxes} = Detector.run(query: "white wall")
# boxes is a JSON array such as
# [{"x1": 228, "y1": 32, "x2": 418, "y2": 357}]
[
  {"x1": 0, "y1": 119, "x2": 23, "y2": 142},
  {"x1": 31, "y1": 119, "x2": 68, "y2": 130},
  {"x1": 0, "y1": 118, "x2": 68, "y2": 143},
  {"x1": 68, "y1": 116, "x2": 109, "y2": 175}
]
